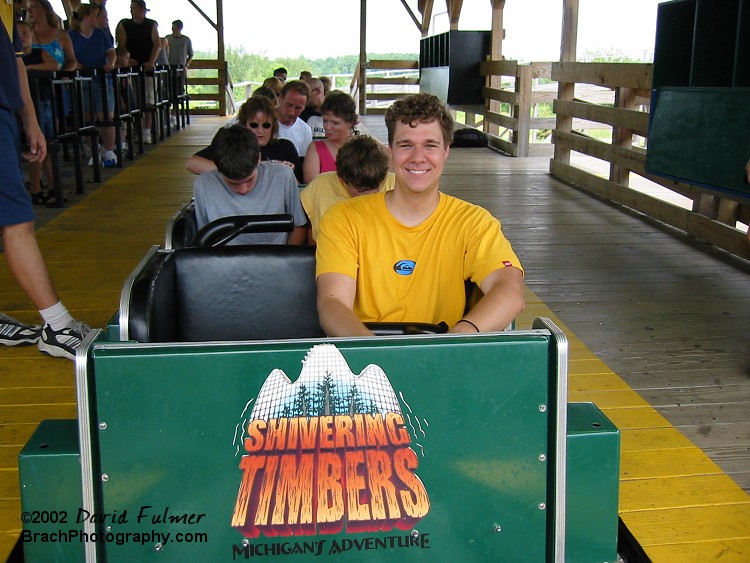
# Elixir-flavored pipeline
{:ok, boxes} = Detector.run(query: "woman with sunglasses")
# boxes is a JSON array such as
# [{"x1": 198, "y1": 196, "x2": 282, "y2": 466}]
[{"x1": 185, "y1": 96, "x2": 302, "y2": 183}]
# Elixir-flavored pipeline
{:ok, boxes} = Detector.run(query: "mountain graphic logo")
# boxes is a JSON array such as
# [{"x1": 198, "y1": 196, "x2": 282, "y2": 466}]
[{"x1": 231, "y1": 344, "x2": 430, "y2": 538}]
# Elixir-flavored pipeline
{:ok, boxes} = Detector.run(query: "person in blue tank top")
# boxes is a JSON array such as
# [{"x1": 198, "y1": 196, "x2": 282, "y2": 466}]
[{"x1": 26, "y1": 0, "x2": 76, "y2": 70}]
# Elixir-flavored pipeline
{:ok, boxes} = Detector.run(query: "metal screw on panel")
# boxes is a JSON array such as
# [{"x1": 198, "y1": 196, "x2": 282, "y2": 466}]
[
  {"x1": 493, "y1": 524, "x2": 502, "y2": 533},
  {"x1": 154, "y1": 542, "x2": 163, "y2": 551},
  {"x1": 538, "y1": 454, "x2": 546, "y2": 461},
  {"x1": 106, "y1": 526, "x2": 112, "y2": 532},
  {"x1": 101, "y1": 474, "x2": 109, "y2": 482},
  {"x1": 538, "y1": 502, "x2": 546, "y2": 510},
  {"x1": 538, "y1": 404, "x2": 547, "y2": 412},
  {"x1": 242, "y1": 539, "x2": 249, "y2": 547},
  {"x1": 410, "y1": 529, "x2": 419, "y2": 539},
  {"x1": 99, "y1": 422, "x2": 107, "y2": 430}
]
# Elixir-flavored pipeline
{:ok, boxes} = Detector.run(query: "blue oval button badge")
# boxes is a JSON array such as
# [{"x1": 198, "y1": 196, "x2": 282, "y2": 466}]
[{"x1": 393, "y1": 260, "x2": 416, "y2": 276}]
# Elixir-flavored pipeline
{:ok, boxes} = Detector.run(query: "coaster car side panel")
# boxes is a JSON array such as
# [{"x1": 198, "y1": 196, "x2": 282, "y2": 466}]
[{"x1": 85, "y1": 333, "x2": 552, "y2": 562}]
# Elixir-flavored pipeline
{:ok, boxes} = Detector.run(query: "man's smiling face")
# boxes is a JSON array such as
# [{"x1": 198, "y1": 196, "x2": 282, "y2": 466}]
[{"x1": 389, "y1": 120, "x2": 449, "y2": 196}]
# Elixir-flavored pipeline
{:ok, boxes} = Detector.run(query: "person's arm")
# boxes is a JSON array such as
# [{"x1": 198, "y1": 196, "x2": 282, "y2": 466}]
[
  {"x1": 103, "y1": 47, "x2": 115, "y2": 72},
  {"x1": 16, "y1": 59, "x2": 47, "y2": 163},
  {"x1": 448, "y1": 267, "x2": 525, "y2": 333},
  {"x1": 303, "y1": 142, "x2": 320, "y2": 184},
  {"x1": 287, "y1": 226, "x2": 307, "y2": 245},
  {"x1": 59, "y1": 30, "x2": 77, "y2": 71},
  {"x1": 185, "y1": 38, "x2": 193, "y2": 68},
  {"x1": 185, "y1": 154, "x2": 216, "y2": 175},
  {"x1": 25, "y1": 49, "x2": 60, "y2": 71},
  {"x1": 145, "y1": 22, "x2": 160, "y2": 69},
  {"x1": 317, "y1": 272, "x2": 374, "y2": 337},
  {"x1": 745, "y1": 158, "x2": 750, "y2": 183}
]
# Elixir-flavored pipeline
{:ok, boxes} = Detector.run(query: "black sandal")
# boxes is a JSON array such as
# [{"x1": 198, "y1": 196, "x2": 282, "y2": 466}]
[
  {"x1": 46, "y1": 189, "x2": 68, "y2": 204},
  {"x1": 30, "y1": 191, "x2": 49, "y2": 206}
]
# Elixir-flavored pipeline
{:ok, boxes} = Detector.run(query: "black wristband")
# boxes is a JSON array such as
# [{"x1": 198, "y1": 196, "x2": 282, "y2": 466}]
[{"x1": 456, "y1": 319, "x2": 480, "y2": 332}]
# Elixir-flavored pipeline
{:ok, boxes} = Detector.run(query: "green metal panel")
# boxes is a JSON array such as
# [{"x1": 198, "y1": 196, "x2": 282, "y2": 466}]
[
  {"x1": 88, "y1": 334, "x2": 553, "y2": 561},
  {"x1": 646, "y1": 87, "x2": 750, "y2": 198},
  {"x1": 19, "y1": 419, "x2": 85, "y2": 563},
  {"x1": 565, "y1": 403, "x2": 620, "y2": 563}
]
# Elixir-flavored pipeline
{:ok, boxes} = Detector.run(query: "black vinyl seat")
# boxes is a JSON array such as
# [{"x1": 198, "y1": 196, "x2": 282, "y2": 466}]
[{"x1": 121, "y1": 245, "x2": 324, "y2": 343}]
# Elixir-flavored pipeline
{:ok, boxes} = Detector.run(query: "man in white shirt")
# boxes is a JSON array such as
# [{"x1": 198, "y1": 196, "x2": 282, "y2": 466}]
[{"x1": 276, "y1": 80, "x2": 313, "y2": 158}]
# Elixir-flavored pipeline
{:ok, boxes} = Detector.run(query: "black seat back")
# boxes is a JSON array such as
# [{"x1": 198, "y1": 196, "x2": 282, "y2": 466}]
[
  {"x1": 125, "y1": 245, "x2": 323, "y2": 342},
  {"x1": 164, "y1": 202, "x2": 197, "y2": 250}
]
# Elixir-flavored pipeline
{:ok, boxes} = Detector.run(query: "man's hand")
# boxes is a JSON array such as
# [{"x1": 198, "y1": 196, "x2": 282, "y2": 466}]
[{"x1": 22, "y1": 124, "x2": 47, "y2": 163}]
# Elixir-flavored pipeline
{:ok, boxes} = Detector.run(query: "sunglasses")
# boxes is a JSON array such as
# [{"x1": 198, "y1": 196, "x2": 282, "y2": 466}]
[{"x1": 249, "y1": 122, "x2": 272, "y2": 129}]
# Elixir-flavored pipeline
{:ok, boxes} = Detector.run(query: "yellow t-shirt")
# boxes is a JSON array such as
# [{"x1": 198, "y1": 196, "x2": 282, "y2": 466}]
[
  {"x1": 300, "y1": 171, "x2": 395, "y2": 242},
  {"x1": 316, "y1": 191, "x2": 523, "y2": 326}
]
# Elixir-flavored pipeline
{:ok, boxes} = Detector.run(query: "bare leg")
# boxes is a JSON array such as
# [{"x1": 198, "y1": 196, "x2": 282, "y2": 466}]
[
  {"x1": 2, "y1": 221, "x2": 59, "y2": 310},
  {"x1": 101, "y1": 125, "x2": 115, "y2": 152},
  {"x1": 29, "y1": 160, "x2": 43, "y2": 194},
  {"x1": 42, "y1": 157, "x2": 53, "y2": 191}
]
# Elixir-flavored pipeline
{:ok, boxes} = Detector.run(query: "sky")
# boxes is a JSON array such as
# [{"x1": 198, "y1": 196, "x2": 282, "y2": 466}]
[{"x1": 53, "y1": 0, "x2": 660, "y2": 62}]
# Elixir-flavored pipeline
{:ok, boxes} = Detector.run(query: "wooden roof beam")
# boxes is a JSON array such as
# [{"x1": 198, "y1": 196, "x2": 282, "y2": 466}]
[
  {"x1": 419, "y1": 0, "x2": 434, "y2": 36},
  {"x1": 401, "y1": 0, "x2": 422, "y2": 32},
  {"x1": 447, "y1": 0, "x2": 463, "y2": 30}
]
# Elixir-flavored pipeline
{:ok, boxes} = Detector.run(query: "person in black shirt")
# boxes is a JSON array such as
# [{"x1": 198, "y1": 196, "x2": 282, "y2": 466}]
[{"x1": 186, "y1": 96, "x2": 303, "y2": 183}]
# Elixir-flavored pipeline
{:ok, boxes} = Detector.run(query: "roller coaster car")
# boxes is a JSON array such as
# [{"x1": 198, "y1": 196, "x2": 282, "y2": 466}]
[{"x1": 18, "y1": 225, "x2": 621, "y2": 563}]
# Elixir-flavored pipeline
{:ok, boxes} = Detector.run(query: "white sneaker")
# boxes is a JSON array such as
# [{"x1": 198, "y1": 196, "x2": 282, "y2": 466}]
[
  {"x1": 142, "y1": 131, "x2": 152, "y2": 144},
  {"x1": 102, "y1": 150, "x2": 117, "y2": 168},
  {"x1": 38, "y1": 321, "x2": 92, "y2": 360}
]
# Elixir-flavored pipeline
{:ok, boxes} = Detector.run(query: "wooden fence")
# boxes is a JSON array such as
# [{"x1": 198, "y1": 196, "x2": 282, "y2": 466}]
[
  {"x1": 186, "y1": 59, "x2": 229, "y2": 116},
  {"x1": 549, "y1": 62, "x2": 750, "y2": 261},
  {"x1": 351, "y1": 60, "x2": 420, "y2": 115},
  {"x1": 472, "y1": 60, "x2": 557, "y2": 157}
]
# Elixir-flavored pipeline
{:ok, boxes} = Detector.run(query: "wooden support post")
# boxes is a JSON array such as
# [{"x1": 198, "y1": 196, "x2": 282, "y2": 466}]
[
  {"x1": 359, "y1": 0, "x2": 367, "y2": 115},
  {"x1": 552, "y1": 0, "x2": 578, "y2": 165},
  {"x1": 610, "y1": 87, "x2": 636, "y2": 187},
  {"x1": 216, "y1": 0, "x2": 226, "y2": 115},
  {"x1": 514, "y1": 65, "x2": 532, "y2": 157},
  {"x1": 487, "y1": 0, "x2": 505, "y2": 137}
]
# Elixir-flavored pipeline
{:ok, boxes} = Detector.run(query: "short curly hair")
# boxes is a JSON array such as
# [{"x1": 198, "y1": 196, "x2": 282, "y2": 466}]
[
  {"x1": 384, "y1": 93, "x2": 454, "y2": 146},
  {"x1": 321, "y1": 91, "x2": 358, "y2": 125}
]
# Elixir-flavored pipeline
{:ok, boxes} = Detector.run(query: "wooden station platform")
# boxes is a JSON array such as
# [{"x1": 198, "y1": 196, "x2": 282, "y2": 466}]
[{"x1": 0, "y1": 115, "x2": 748, "y2": 562}]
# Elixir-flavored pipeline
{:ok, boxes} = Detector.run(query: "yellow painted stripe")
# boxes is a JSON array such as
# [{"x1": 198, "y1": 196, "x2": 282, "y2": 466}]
[
  {"x1": 620, "y1": 474, "x2": 750, "y2": 511},
  {"x1": 623, "y1": 503, "x2": 750, "y2": 545},
  {"x1": 621, "y1": 447, "x2": 723, "y2": 480},
  {"x1": 645, "y1": 539, "x2": 749, "y2": 562}
]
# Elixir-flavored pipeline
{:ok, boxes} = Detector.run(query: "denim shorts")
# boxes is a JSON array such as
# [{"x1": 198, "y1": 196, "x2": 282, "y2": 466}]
[
  {"x1": 82, "y1": 77, "x2": 115, "y2": 115},
  {"x1": 0, "y1": 109, "x2": 35, "y2": 227},
  {"x1": 37, "y1": 100, "x2": 54, "y2": 139}
]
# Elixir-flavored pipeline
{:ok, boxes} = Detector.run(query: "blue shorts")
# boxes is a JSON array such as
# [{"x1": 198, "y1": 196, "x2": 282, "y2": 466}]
[
  {"x1": 0, "y1": 109, "x2": 35, "y2": 227},
  {"x1": 82, "y1": 76, "x2": 115, "y2": 115},
  {"x1": 38, "y1": 100, "x2": 54, "y2": 139}
]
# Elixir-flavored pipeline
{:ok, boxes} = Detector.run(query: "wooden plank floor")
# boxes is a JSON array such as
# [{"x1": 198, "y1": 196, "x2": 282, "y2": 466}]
[{"x1": 0, "y1": 115, "x2": 748, "y2": 561}]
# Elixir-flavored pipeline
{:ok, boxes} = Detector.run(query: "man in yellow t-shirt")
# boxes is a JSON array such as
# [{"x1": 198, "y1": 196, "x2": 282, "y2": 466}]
[
  {"x1": 300, "y1": 135, "x2": 394, "y2": 242},
  {"x1": 316, "y1": 93, "x2": 525, "y2": 336}
]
